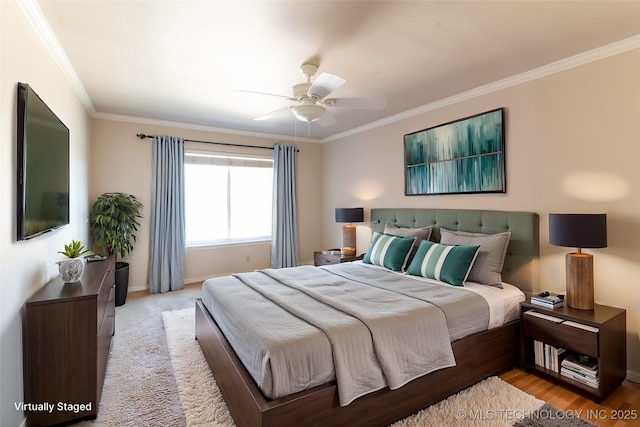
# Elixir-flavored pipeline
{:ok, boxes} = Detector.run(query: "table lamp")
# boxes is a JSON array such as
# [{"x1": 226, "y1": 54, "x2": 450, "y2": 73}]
[
  {"x1": 335, "y1": 208, "x2": 364, "y2": 256},
  {"x1": 548, "y1": 213, "x2": 607, "y2": 310}
]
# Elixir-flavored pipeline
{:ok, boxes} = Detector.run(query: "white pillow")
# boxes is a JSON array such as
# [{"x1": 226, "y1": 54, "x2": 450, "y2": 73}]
[{"x1": 439, "y1": 228, "x2": 511, "y2": 287}]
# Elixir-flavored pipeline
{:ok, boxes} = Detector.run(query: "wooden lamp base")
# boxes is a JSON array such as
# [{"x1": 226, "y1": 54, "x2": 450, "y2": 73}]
[
  {"x1": 566, "y1": 252, "x2": 594, "y2": 310},
  {"x1": 342, "y1": 225, "x2": 356, "y2": 256}
]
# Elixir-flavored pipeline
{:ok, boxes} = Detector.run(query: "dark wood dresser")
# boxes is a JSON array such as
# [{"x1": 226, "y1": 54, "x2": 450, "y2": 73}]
[{"x1": 23, "y1": 255, "x2": 116, "y2": 426}]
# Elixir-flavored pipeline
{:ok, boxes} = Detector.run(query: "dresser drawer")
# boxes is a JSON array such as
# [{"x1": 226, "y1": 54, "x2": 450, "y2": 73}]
[
  {"x1": 523, "y1": 311, "x2": 599, "y2": 357},
  {"x1": 96, "y1": 290, "x2": 115, "y2": 402},
  {"x1": 97, "y1": 268, "x2": 115, "y2": 332}
]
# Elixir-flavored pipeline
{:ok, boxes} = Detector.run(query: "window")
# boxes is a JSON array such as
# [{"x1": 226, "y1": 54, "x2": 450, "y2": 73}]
[{"x1": 184, "y1": 150, "x2": 273, "y2": 246}]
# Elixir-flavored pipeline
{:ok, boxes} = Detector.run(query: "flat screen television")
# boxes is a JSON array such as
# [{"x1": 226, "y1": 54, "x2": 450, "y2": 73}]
[{"x1": 17, "y1": 82, "x2": 70, "y2": 240}]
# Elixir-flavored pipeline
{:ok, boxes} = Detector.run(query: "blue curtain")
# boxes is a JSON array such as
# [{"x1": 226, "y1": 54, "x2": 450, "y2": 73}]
[
  {"x1": 271, "y1": 144, "x2": 299, "y2": 268},
  {"x1": 149, "y1": 135, "x2": 185, "y2": 293}
]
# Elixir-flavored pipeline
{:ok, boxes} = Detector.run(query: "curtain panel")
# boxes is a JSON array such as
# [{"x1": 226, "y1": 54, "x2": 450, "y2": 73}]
[
  {"x1": 271, "y1": 144, "x2": 299, "y2": 268},
  {"x1": 149, "y1": 135, "x2": 186, "y2": 293}
]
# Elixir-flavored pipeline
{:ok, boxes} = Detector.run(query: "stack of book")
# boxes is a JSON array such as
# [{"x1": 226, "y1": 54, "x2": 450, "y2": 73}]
[
  {"x1": 561, "y1": 354, "x2": 600, "y2": 388},
  {"x1": 534, "y1": 341, "x2": 566, "y2": 373},
  {"x1": 531, "y1": 292, "x2": 564, "y2": 308}
]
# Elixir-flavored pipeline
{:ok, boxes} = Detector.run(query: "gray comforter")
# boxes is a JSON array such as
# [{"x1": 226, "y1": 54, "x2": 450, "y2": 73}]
[{"x1": 201, "y1": 263, "x2": 489, "y2": 406}]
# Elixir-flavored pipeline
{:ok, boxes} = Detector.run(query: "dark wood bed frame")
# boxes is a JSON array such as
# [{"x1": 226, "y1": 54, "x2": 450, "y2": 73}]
[{"x1": 195, "y1": 209, "x2": 539, "y2": 426}]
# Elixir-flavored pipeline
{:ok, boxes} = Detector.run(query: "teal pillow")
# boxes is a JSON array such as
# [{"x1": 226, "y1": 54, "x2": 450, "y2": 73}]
[
  {"x1": 363, "y1": 232, "x2": 416, "y2": 271},
  {"x1": 406, "y1": 240, "x2": 480, "y2": 286}
]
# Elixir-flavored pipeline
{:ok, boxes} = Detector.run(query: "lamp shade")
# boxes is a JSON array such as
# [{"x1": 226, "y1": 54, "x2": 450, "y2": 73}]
[
  {"x1": 549, "y1": 214, "x2": 607, "y2": 249},
  {"x1": 335, "y1": 208, "x2": 364, "y2": 223}
]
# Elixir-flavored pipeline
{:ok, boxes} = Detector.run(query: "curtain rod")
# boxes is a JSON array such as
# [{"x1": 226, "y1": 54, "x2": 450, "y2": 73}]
[{"x1": 136, "y1": 133, "x2": 299, "y2": 152}]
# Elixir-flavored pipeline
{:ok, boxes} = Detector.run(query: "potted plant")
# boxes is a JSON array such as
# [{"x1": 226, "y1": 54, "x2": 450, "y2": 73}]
[
  {"x1": 90, "y1": 192, "x2": 143, "y2": 306},
  {"x1": 57, "y1": 240, "x2": 93, "y2": 283}
]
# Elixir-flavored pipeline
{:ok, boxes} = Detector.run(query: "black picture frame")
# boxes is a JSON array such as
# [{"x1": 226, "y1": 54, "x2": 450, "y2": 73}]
[{"x1": 404, "y1": 108, "x2": 506, "y2": 196}]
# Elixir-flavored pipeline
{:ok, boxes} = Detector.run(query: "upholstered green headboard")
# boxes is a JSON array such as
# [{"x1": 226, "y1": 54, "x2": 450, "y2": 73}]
[{"x1": 370, "y1": 208, "x2": 539, "y2": 293}]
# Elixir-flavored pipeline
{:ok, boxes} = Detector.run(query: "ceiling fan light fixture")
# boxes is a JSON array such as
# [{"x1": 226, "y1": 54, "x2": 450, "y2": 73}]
[{"x1": 292, "y1": 104, "x2": 325, "y2": 122}]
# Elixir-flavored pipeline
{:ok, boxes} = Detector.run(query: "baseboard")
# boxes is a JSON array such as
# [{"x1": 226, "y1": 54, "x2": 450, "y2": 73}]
[
  {"x1": 184, "y1": 273, "x2": 233, "y2": 285},
  {"x1": 627, "y1": 369, "x2": 640, "y2": 384},
  {"x1": 123, "y1": 259, "x2": 317, "y2": 293},
  {"x1": 126, "y1": 273, "x2": 235, "y2": 293},
  {"x1": 128, "y1": 284, "x2": 147, "y2": 292},
  {"x1": 183, "y1": 260, "x2": 314, "y2": 286}
]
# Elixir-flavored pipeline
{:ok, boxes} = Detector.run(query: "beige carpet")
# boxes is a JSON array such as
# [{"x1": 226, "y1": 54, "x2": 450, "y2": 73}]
[{"x1": 162, "y1": 307, "x2": 596, "y2": 427}]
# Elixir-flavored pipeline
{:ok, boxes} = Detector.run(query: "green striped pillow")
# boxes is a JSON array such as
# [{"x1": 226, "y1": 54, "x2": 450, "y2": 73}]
[
  {"x1": 363, "y1": 232, "x2": 416, "y2": 271},
  {"x1": 406, "y1": 240, "x2": 480, "y2": 286}
]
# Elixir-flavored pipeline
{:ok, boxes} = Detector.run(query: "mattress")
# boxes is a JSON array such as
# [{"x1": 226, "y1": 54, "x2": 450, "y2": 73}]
[
  {"x1": 351, "y1": 261, "x2": 525, "y2": 326},
  {"x1": 201, "y1": 262, "x2": 524, "y2": 404}
]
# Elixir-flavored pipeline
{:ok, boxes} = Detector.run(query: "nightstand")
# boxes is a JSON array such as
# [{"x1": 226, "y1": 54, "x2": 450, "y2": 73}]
[
  {"x1": 520, "y1": 299, "x2": 626, "y2": 402},
  {"x1": 313, "y1": 250, "x2": 364, "y2": 266}
]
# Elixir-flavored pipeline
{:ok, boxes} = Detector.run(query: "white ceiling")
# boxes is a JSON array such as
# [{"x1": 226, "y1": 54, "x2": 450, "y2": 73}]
[{"x1": 33, "y1": 0, "x2": 640, "y2": 141}]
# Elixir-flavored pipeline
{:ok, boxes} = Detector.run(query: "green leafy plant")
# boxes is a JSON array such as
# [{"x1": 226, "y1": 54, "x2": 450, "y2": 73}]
[
  {"x1": 58, "y1": 240, "x2": 93, "y2": 258},
  {"x1": 90, "y1": 193, "x2": 143, "y2": 259}
]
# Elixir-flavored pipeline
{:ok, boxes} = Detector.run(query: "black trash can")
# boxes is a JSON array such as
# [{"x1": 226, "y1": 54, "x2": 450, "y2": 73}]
[{"x1": 115, "y1": 262, "x2": 129, "y2": 306}]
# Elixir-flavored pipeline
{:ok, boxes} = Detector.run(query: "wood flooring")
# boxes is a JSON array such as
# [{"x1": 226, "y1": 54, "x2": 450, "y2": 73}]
[{"x1": 500, "y1": 369, "x2": 640, "y2": 427}]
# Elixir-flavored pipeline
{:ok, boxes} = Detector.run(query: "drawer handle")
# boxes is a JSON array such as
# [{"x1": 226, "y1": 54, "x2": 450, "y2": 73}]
[{"x1": 562, "y1": 320, "x2": 599, "y2": 333}]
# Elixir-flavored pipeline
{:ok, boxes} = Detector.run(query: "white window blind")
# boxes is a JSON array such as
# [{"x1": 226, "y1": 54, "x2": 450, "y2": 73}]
[{"x1": 184, "y1": 150, "x2": 273, "y2": 246}]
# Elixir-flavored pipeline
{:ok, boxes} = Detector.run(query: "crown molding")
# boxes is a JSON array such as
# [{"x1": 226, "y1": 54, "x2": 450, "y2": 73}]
[
  {"x1": 19, "y1": 0, "x2": 638, "y2": 145},
  {"x1": 17, "y1": 0, "x2": 96, "y2": 115},
  {"x1": 93, "y1": 112, "x2": 319, "y2": 144},
  {"x1": 322, "y1": 34, "x2": 640, "y2": 143}
]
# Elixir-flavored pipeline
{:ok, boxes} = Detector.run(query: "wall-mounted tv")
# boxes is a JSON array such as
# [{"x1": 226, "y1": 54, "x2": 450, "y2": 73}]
[{"x1": 17, "y1": 82, "x2": 70, "y2": 240}]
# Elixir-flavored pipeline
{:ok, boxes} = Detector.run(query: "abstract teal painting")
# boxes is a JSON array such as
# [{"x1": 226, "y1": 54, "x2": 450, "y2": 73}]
[{"x1": 404, "y1": 108, "x2": 505, "y2": 195}]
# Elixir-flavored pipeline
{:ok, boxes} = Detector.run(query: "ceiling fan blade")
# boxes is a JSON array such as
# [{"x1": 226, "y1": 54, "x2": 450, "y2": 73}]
[
  {"x1": 254, "y1": 106, "x2": 292, "y2": 121},
  {"x1": 316, "y1": 111, "x2": 337, "y2": 127},
  {"x1": 234, "y1": 90, "x2": 295, "y2": 101},
  {"x1": 308, "y1": 72, "x2": 345, "y2": 100},
  {"x1": 324, "y1": 97, "x2": 387, "y2": 110}
]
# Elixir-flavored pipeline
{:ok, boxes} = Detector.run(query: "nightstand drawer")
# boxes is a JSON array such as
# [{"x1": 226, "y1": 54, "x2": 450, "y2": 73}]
[
  {"x1": 314, "y1": 253, "x2": 337, "y2": 266},
  {"x1": 522, "y1": 312, "x2": 599, "y2": 358}
]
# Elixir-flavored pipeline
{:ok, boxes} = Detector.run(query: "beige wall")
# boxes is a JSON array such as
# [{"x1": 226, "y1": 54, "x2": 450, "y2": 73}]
[
  {"x1": 90, "y1": 119, "x2": 323, "y2": 291},
  {"x1": 322, "y1": 49, "x2": 640, "y2": 380},
  {"x1": 0, "y1": 2, "x2": 93, "y2": 425}
]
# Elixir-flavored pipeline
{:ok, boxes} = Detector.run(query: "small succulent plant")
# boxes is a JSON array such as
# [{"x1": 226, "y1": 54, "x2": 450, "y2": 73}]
[{"x1": 58, "y1": 240, "x2": 93, "y2": 258}]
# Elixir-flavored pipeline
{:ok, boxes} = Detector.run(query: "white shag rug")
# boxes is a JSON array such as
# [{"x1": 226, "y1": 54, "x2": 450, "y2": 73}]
[
  {"x1": 162, "y1": 308, "x2": 234, "y2": 427},
  {"x1": 163, "y1": 308, "x2": 598, "y2": 427}
]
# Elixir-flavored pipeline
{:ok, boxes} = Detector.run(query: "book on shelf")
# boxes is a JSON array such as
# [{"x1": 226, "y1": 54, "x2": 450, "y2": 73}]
[
  {"x1": 531, "y1": 293, "x2": 564, "y2": 308},
  {"x1": 561, "y1": 367, "x2": 600, "y2": 388},
  {"x1": 534, "y1": 340, "x2": 544, "y2": 367},
  {"x1": 533, "y1": 341, "x2": 566, "y2": 373},
  {"x1": 561, "y1": 354, "x2": 598, "y2": 374},
  {"x1": 561, "y1": 364, "x2": 599, "y2": 379},
  {"x1": 560, "y1": 354, "x2": 599, "y2": 388},
  {"x1": 545, "y1": 343, "x2": 566, "y2": 372}
]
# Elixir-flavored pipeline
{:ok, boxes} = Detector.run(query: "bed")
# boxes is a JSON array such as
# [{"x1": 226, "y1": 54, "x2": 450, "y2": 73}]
[{"x1": 195, "y1": 208, "x2": 539, "y2": 427}]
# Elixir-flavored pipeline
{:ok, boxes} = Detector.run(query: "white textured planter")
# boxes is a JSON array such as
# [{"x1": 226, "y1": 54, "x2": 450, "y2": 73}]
[{"x1": 58, "y1": 257, "x2": 86, "y2": 283}]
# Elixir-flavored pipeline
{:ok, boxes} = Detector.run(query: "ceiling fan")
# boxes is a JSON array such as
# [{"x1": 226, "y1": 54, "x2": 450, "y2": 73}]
[{"x1": 239, "y1": 63, "x2": 386, "y2": 126}]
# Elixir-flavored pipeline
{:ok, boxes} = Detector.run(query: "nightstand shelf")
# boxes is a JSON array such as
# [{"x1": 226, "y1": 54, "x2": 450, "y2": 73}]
[
  {"x1": 520, "y1": 300, "x2": 626, "y2": 402},
  {"x1": 313, "y1": 250, "x2": 364, "y2": 266}
]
